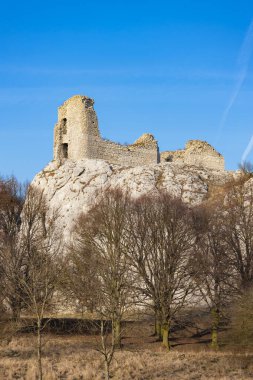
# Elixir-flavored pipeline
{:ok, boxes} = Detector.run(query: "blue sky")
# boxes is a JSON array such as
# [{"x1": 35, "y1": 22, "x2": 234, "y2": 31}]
[{"x1": 1, "y1": 0, "x2": 253, "y2": 182}]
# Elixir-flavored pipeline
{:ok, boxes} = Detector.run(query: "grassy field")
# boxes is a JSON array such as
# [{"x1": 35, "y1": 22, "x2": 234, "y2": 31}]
[{"x1": 0, "y1": 319, "x2": 253, "y2": 379}]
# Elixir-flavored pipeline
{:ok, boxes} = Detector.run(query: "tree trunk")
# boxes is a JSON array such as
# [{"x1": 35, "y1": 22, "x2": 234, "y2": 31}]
[
  {"x1": 105, "y1": 361, "x2": 110, "y2": 380},
  {"x1": 210, "y1": 307, "x2": 220, "y2": 350},
  {"x1": 37, "y1": 319, "x2": 43, "y2": 380},
  {"x1": 162, "y1": 321, "x2": 171, "y2": 350},
  {"x1": 155, "y1": 320, "x2": 162, "y2": 340},
  {"x1": 113, "y1": 319, "x2": 121, "y2": 348},
  {"x1": 11, "y1": 301, "x2": 21, "y2": 322},
  {"x1": 101, "y1": 320, "x2": 113, "y2": 380},
  {"x1": 155, "y1": 311, "x2": 162, "y2": 341}
]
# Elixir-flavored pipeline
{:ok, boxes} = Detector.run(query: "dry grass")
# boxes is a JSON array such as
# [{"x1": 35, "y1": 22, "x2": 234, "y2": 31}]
[{"x1": 1, "y1": 334, "x2": 253, "y2": 379}]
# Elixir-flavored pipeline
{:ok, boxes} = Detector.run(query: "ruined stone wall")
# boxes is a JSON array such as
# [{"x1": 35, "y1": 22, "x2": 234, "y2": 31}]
[
  {"x1": 54, "y1": 96, "x2": 224, "y2": 170},
  {"x1": 90, "y1": 135, "x2": 159, "y2": 167},
  {"x1": 54, "y1": 95, "x2": 159, "y2": 166},
  {"x1": 161, "y1": 140, "x2": 225, "y2": 171}
]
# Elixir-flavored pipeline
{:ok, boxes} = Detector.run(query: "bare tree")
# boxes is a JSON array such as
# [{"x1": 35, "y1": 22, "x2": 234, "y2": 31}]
[
  {"x1": 69, "y1": 188, "x2": 134, "y2": 348},
  {"x1": 221, "y1": 177, "x2": 253, "y2": 291},
  {"x1": 238, "y1": 161, "x2": 253, "y2": 178},
  {"x1": 0, "y1": 176, "x2": 25, "y2": 238},
  {"x1": 0, "y1": 177, "x2": 26, "y2": 320},
  {"x1": 128, "y1": 191, "x2": 195, "y2": 349},
  {"x1": 17, "y1": 186, "x2": 60, "y2": 380},
  {"x1": 191, "y1": 204, "x2": 235, "y2": 349},
  {"x1": 61, "y1": 242, "x2": 101, "y2": 316}
]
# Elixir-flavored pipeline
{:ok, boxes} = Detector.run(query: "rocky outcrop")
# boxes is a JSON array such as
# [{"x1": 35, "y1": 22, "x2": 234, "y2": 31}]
[
  {"x1": 132, "y1": 133, "x2": 157, "y2": 147},
  {"x1": 32, "y1": 159, "x2": 232, "y2": 239}
]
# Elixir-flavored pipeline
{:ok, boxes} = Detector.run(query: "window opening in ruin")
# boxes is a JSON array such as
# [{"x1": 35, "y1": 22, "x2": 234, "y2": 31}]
[
  {"x1": 62, "y1": 118, "x2": 67, "y2": 134},
  {"x1": 62, "y1": 143, "x2": 68, "y2": 159}
]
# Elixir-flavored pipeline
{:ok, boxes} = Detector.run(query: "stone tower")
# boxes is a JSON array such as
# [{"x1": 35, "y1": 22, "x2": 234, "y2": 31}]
[{"x1": 54, "y1": 95, "x2": 100, "y2": 163}]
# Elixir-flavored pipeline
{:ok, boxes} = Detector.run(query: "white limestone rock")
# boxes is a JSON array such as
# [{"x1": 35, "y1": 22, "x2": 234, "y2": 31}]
[{"x1": 32, "y1": 159, "x2": 232, "y2": 239}]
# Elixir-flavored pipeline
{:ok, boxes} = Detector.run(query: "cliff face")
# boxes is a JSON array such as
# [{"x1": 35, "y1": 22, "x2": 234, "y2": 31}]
[{"x1": 32, "y1": 159, "x2": 232, "y2": 239}]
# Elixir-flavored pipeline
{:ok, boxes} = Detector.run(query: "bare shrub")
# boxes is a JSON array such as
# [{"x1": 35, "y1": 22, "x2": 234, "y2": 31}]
[{"x1": 225, "y1": 287, "x2": 253, "y2": 349}]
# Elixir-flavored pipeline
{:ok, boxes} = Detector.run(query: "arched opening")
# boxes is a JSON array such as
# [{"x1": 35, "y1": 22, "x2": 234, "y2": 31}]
[{"x1": 62, "y1": 143, "x2": 68, "y2": 159}]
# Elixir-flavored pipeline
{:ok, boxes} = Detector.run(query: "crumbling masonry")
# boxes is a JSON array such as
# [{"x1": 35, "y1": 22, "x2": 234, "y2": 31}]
[
  {"x1": 54, "y1": 95, "x2": 225, "y2": 170},
  {"x1": 54, "y1": 95, "x2": 159, "y2": 166}
]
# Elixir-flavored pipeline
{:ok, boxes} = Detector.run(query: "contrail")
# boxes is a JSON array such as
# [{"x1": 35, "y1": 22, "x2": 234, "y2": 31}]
[
  {"x1": 217, "y1": 20, "x2": 253, "y2": 141},
  {"x1": 241, "y1": 134, "x2": 253, "y2": 164}
]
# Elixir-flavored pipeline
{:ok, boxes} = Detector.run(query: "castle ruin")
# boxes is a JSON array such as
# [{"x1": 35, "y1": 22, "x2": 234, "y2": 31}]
[
  {"x1": 54, "y1": 95, "x2": 225, "y2": 171},
  {"x1": 54, "y1": 95, "x2": 159, "y2": 167}
]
